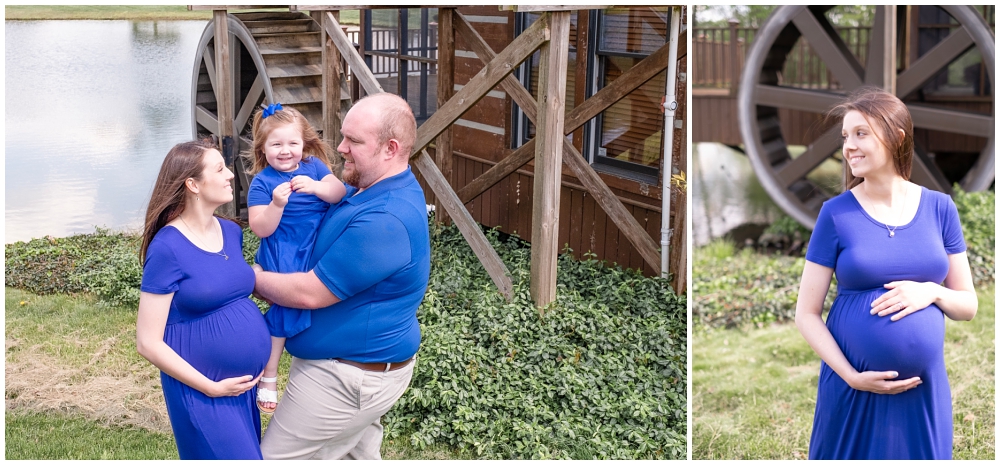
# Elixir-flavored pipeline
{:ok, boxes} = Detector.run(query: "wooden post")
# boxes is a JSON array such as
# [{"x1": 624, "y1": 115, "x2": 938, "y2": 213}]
[
  {"x1": 322, "y1": 10, "x2": 344, "y2": 174},
  {"x1": 213, "y1": 9, "x2": 236, "y2": 217},
  {"x1": 435, "y1": 8, "x2": 455, "y2": 225},
  {"x1": 728, "y1": 19, "x2": 740, "y2": 95},
  {"x1": 529, "y1": 11, "x2": 570, "y2": 309},
  {"x1": 882, "y1": 6, "x2": 897, "y2": 94}
]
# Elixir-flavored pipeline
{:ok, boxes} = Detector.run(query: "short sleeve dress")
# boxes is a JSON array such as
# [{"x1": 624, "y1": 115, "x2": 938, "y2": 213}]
[
  {"x1": 247, "y1": 157, "x2": 333, "y2": 337},
  {"x1": 804, "y1": 186, "x2": 966, "y2": 460},
  {"x1": 141, "y1": 218, "x2": 271, "y2": 460}
]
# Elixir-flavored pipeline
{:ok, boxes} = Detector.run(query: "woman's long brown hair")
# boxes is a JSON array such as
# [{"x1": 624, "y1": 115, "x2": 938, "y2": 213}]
[
  {"x1": 140, "y1": 140, "x2": 216, "y2": 264},
  {"x1": 826, "y1": 86, "x2": 914, "y2": 191}
]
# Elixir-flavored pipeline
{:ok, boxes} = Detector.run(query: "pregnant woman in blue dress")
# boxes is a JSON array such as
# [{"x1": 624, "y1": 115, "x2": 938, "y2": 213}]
[
  {"x1": 795, "y1": 88, "x2": 978, "y2": 459},
  {"x1": 137, "y1": 140, "x2": 272, "y2": 459}
]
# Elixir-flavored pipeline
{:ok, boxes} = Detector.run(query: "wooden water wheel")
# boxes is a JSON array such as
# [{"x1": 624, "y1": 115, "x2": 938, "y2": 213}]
[
  {"x1": 737, "y1": 5, "x2": 994, "y2": 227},
  {"x1": 191, "y1": 10, "x2": 349, "y2": 217}
]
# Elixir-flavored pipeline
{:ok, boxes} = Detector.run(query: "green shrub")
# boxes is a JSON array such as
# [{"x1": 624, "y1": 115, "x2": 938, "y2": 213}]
[
  {"x1": 5, "y1": 220, "x2": 686, "y2": 459},
  {"x1": 387, "y1": 225, "x2": 686, "y2": 459},
  {"x1": 692, "y1": 249, "x2": 836, "y2": 329},
  {"x1": 954, "y1": 186, "x2": 994, "y2": 287},
  {"x1": 4, "y1": 229, "x2": 143, "y2": 308}
]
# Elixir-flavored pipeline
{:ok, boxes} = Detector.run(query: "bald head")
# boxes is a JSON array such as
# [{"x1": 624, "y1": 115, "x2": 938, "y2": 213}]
[{"x1": 353, "y1": 93, "x2": 417, "y2": 158}]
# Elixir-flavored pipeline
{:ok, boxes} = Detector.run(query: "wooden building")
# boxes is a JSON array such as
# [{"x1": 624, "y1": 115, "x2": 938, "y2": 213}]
[{"x1": 190, "y1": 5, "x2": 688, "y2": 302}]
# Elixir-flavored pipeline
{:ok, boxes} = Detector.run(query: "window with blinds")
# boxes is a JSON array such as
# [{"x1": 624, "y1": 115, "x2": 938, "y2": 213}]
[
  {"x1": 592, "y1": 7, "x2": 670, "y2": 181},
  {"x1": 512, "y1": 12, "x2": 579, "y2": 145},
  {"x1": 511, "y1": 7, "x2": 671, "y2": 184}
]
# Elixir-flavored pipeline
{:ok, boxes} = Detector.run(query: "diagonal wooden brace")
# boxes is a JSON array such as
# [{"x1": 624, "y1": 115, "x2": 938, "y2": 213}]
[
  {"x1": 412, "y1": 14, "x2": 550, "y2": 154},
  {"x1": 454, "y1": 16, "x2": 671, "y2": 273},
  {"x1": 320, "y1": 9, "x2": 515, "y2": 301}
]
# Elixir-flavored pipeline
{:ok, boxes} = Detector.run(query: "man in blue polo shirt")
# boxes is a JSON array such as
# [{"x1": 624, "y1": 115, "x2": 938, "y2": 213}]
[{"x1": 253, "y1": 93, "x2": 430, "y2": 460}]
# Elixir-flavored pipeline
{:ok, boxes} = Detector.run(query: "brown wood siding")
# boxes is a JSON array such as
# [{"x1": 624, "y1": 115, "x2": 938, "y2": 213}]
[
  {"x1": 446, "y1": 151, "x2": 664, "y2": 275},
  {"x1": 420, "y1": 6, "x2": 681, "y2": 282}
]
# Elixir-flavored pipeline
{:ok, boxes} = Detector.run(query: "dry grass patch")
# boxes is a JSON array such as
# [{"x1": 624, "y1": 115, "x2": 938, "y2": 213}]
[{"x1": 5, "y1": 289, "x2": 170, "y2": 433}]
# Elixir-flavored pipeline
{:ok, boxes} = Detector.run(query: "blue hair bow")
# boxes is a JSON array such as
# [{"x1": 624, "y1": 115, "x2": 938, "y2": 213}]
[{"x1": 262, "y1": 102, "x2": 283, "y2": 119}]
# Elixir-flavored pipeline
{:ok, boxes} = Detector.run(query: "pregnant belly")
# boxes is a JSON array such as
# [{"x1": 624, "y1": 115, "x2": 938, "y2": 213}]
[
  {"x1": 164, "y1": 299, "x2": 271, "y2": 380},
  {"x1": 828, "y1": 292, "x2": 945, "y2": 380}
]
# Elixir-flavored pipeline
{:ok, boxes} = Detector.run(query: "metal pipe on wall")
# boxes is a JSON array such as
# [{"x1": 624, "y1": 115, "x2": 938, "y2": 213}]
[{"x1": 660, "y1": 6, "x2": 681, "y2": 279}]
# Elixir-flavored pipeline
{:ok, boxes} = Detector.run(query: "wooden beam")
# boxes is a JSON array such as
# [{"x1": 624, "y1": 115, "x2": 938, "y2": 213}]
[
  {"x1": 314, "y1": 9, "x2": 515, "y2": 300},
  {"x1": 413, "y1": 151, "x2": 513, "y2": 300},
  {"x1": 195, "y1": 105, "x2": 219, "y2": 134},
  {"x1": 881, "y1": 5, "x2": 897, "y2": 94},
  {"x1": 322, "y1": 10, "x2": 344, "y2": 153},
  {"x1": 501, "y1": 5, "x2": 610, "y2": 12},
  {"x1": 213, "y1": 9, "x2": 236, "y2": 217},
  {"x1": 561, "y1": 141, "x2": 662, "y2": 275},
  {"x1": 435, "y1": 8, "x2": 456, "y2": 225},
  {"x1": 412, "y1": 14, "x2": 550, "y2": 155},
  {"x1": 454, "y1": 11, "x2": 537, "y2": 122},
  {"x1": 564, "y1": 40, "x2": 674, "y2": 132},
  {"x1": 530, "y1": 11, "x2": 570, "y2": 308},
  {"x1": 322, "y1": 11, "x2": 384, "y2": 95},
  {"x1": 190, "y1": 5, "x2": 285, "y2": 10},
  {"x1": 234, "y1": 74, "x2": 264, "y2": 134},
  {"x1": 294, "y1": 5, "x2": 454, "y2": 11},
  {"x1": 453, "y1": 29, "x2": 672, "y2": 274},
  {"x1": 457, "y1": 140, "x2": 535, "y2": 204}
]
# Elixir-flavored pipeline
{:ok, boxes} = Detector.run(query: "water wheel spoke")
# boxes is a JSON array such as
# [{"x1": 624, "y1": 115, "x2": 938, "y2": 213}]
[
  {"x1": 203, "y1": 44, "x2": 217, "y2": 94},
  {"x1": 896, "y1": 26, "x2": 974, "y2": 98},
  {"x1": 777, "y1": 126, "x2": 841, "y2": 187},
  {"x1": 791, "y1": 7, "x2": 864, "y2": 90},
  {"x1": 234, "y1": 75, "x2": 265, "y2": 135},
  {"x1": 911, "y1": 143, "x2": 951, "y2": 194},
  {"x1": 909, "y1": 104, "x2": 993, "y2": 138},
  {"x1": 195, "y1": 105, "x2": 219, "y2": 134},
  {"x1": 756, "y1": 84, "x2": 841, "y2": 114}
]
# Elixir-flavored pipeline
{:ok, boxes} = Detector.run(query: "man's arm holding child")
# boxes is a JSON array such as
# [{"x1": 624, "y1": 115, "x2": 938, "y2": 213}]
[{"x1": 291, "y1": 174, "x2": 346, "y2": 204}]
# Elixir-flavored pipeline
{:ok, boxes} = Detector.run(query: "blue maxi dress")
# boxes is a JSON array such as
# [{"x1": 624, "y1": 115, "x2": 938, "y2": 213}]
[
  {"x1": 805, "y1": 187, "x2": 966, "y2": 460},
  {"x1": 247, "y1": 157, "x2": 332, "y2": 337},
  {"x1": 140, "y1": 218, "x2": 271, "y2": 459}
]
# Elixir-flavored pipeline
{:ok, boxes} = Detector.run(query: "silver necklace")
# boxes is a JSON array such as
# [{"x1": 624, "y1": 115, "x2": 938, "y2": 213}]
[
  {"x1": 861, "y1": 182, "x2": 907, "y2": 238},
  {"x1": 179, "y1": 216, "x2": 229, "y2": 259}
]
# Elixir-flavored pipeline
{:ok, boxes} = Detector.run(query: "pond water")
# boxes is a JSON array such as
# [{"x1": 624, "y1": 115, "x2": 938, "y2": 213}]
[
  {"x1": 5, "y1": 20, "x2": 208, "y2": 243},
  {"x1": 691, "y1": 143, "x2": 783, "y2": 246}
]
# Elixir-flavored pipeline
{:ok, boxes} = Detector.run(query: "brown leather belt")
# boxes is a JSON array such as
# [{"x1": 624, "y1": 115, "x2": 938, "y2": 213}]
[{"x1": 336, "y1": 357, "x2": 414, "y2": 372}]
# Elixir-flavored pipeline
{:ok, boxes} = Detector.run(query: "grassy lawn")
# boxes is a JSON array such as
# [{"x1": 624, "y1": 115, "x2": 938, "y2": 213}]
[
  {"x1": 3, "y1": 287, "x2": 461, "y2": 459},
  {"x1": 692, "y1": 285, "x2": 995, "y2": 459},
  {"x1": 4, "y1": 5, "x2": 361, "y2": 23}
]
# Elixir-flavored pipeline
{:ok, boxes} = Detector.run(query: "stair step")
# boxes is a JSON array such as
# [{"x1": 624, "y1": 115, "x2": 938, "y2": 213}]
[
  {"x1": 253, "y1": 32, "x2": 321, "y2": 49},
  {"x1": 232, "y1": 11, "x2": 310, "y2": 23},
  {"x1": 266, "y1": 62, "x2": 323, "y2": 79},
  {"x1": 243, "y1": 19, "x2": 317, "y2": 35}
]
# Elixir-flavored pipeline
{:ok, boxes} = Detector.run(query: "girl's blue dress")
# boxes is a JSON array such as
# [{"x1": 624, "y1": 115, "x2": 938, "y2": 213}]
[
  {"x1": 805, "y1": 187, "x2": 966, "y2": 459},
  {"x1": 140, "y1": 218, "x2": 271, "y2": 459},
  {"x1": 247, "y1": 157, "x2": 333, "y2": 337}
]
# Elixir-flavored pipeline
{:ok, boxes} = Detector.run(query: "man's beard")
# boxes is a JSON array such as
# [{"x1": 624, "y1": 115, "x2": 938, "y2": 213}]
[{"x1": 343, "y1": 165, "x2": 361, "y2": 188}]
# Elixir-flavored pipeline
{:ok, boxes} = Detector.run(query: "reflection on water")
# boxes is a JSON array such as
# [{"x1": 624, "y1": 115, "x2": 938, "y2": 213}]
[
  {"x1": 691, "y1": 143, "x2": 783, "y2": 246},
  {"x1": 5, "y1": 20, "x2": 207, "y2": 243}
]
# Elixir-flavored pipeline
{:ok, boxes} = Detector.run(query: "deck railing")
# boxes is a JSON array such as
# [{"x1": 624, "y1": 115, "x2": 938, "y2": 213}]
[{"x1": 693, "y1": 21, "x2": 870, "y2": 93}]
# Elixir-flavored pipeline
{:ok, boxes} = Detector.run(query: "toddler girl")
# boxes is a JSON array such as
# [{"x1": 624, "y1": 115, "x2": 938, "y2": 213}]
[{"x1": 245, "y1": 103, "x2": 346, "y2": 413}]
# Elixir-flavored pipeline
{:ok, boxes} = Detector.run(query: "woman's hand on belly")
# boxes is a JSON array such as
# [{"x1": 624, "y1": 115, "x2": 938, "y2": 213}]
[
  {"x1": 205, "y1": 373, "x2": 263, "y2": 398},
  {"x1": 846, "y1": 370, "x2": 922, "y2": 395},
  {"x1": 871, "y1": 281, "x2": 939, "y2": 321}
]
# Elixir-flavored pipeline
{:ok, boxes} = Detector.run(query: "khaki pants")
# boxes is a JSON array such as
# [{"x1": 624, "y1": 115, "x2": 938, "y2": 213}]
[{"x1": 260, "y1": 357, "x2": 414, "y2": 460}]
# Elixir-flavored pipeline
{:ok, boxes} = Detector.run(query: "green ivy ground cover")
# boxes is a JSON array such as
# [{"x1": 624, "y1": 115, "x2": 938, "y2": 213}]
[{"x1": 5, "y1": 219, "x2": 686, "y2": 459}]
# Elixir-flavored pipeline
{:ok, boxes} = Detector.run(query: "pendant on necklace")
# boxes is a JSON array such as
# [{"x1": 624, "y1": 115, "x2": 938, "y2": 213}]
[{"x1": 889, "y1": 231, "x2": 894, "y2": 238}]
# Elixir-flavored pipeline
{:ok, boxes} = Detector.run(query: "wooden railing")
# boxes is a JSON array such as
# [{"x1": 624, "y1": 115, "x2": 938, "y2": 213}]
[{"x1": 693, "y1": 21, "x2": 871, "y2": 93}]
